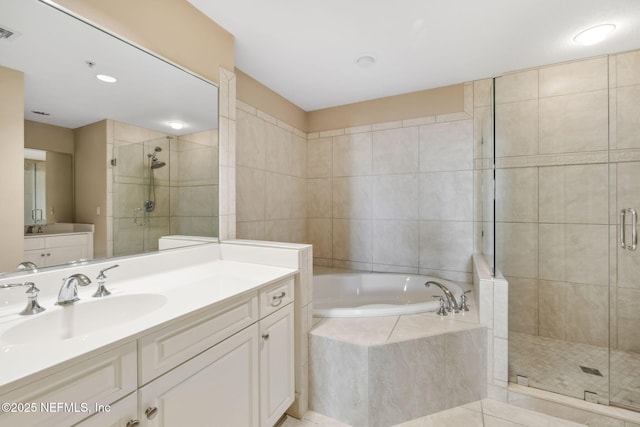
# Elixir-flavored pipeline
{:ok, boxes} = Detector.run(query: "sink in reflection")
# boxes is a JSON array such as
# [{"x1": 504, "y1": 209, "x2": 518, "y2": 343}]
[{"x1": 1, "y1": 294, "x2": 167, "y2": 344}]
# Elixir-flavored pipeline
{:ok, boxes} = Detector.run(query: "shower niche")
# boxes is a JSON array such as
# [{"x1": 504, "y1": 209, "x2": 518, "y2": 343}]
[{"x1": 112, "y1": 126, "x2": 219, "y2": 257}]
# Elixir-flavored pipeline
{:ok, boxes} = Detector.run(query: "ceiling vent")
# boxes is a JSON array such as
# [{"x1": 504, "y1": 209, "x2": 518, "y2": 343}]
[{"x1": 0, "y1": 25, "x2": 20, "y2": 41}]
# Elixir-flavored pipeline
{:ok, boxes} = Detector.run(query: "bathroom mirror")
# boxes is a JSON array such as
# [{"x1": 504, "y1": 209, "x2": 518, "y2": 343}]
[{"x1": 0, "y1": 0, "x2": 219, "y2": 267}]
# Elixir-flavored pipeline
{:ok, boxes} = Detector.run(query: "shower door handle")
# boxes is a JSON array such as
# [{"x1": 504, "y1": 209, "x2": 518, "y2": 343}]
[
  {"x1": 620, "y1": 208, "x2": 637, "y2": 251},
  {"x1": 134, "y1": 207, "x2": 146, "y2": 227}
]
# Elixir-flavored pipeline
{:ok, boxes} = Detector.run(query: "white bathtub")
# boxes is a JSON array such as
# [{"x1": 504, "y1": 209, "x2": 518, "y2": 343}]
[{"x1": 313, "y1": 270, "x2": 464, "y2": 317}]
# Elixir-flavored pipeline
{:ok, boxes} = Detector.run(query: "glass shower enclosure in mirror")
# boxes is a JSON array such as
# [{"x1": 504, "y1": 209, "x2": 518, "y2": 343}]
[{"x1": 0, "y1": 0, "x2": 219, "y2": 265}]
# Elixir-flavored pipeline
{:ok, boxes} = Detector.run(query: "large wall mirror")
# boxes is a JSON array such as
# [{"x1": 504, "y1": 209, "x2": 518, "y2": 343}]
[{"x1": 0, "y1": 0, "x2": 219, "y2": 268}]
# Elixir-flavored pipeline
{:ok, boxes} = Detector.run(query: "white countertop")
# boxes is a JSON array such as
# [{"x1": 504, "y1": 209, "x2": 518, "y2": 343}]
[{"x1": 0, "y1": 259, "x2": 296, "y2": 392}]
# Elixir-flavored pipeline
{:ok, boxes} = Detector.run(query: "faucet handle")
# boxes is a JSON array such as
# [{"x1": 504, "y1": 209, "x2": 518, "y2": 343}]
[
  {"x1": 20, "y1": 282, "x2": 45, "y2": 315},
  {"x1": 460, "y1": 290, "x2": 471, "y2": 311},
  {"x1": 94, "y1": 264, "x2": 119, "y2": 298},
  {"x1": 97, "y1": 264, "x2": 120, "y2": 281},
  {"x1": 432, "y1": 295, "x2": 448, "y2": 316}
]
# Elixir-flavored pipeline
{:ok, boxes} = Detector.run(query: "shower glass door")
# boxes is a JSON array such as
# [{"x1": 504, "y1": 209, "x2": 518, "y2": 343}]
[
  {"x1": 112, "y1": 136, "x2": 172, "y2": 256},
  {"x1": 494, "y1": 50, "x2": 638, "y2": 412}
]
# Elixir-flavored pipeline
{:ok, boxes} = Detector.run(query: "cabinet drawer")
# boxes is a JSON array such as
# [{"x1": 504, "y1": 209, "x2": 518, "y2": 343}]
[
  {"x1": 0, "y1": 341, "x2": 137, "y2": 427},
  {"x1": 24, "y1": 237, "x2": 45, "y2": 251},
  {"x1": 259, "y1": 277, "x2": 294, "y2": 319},
  {"x1": 138, "y1": 292, "x2": 258, "y2": 385},
  {"x1": 45, "y1": 234, "x2": 87, "y2": 248}
]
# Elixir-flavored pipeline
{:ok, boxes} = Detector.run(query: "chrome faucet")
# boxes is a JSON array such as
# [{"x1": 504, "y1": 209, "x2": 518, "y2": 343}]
[
  {"x1": 425, "y1": 280, "x2": 459, "y2": 313},
  {"x1": 0, "y1": 282, "x2": 45, "y2": 315},
  {"x1": 93, "y1": 264, "x2": 119, "y2": 298},
  {"x1": 56, "y1": 274, "x2": 92, "y2": 305}
]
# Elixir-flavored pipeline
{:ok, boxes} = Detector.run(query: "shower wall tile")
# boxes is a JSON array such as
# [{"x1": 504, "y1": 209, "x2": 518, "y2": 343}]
[
  {"x1": 538, "y1": 90, "x2": 608, "y2": 154},
  {"x1": 538, "y1": 224, "x2": 608, "y2": 286},
  {"x1": 538, "y1": 164, "x2": 609, "y2": 224},
  {"x1": 615, "y1": 85, "x2": 640, "y2": 150},
  {"x1": 474, "y1": 78, "x2": 493, "y2": 108},
  {"x1": 616, "y1": 50, "x2": 640, "y2": 87},
  {"x1": 307, "y1": 137, "x2": 332, "y2": 178},
  {"x1": 495, "y1": 167, "x2": 538, "y2": 223},
  {"x1": 332, "y1": 133, "x2": 372, "y2": 176},
  {"x1": 507, "y1": 277, "x2": 538, "y2": 335},
  {"x1": 372, "y1": 220, "x2": 419, "y2": 268},
  {"x1": 236, "y1": 220, "x2": 265, "y2": 240},
  {"x1": 495, "y1": 222, "x2": 538, "y2": 279},
  {"x1": 617, "y1": 287, "x2": 640, "y2": 352},
  {"x1": 538, "y1": 280, "x2": 567, "y2": 340},
  {"x1": 266, "y1": 173, "x2": 306, "y2": 220},
  {"x1": 372, "y1": 127, "x2": 420, "y2": 174},
  {"x1": 566, "y1": 283, "x2": 608, "y2": 347},
  {"x1": 495, "y1": 100, "x2": 539, "y2": 158},
  {"x1": 372, "y1": 173, "x2": 419, "y2": 220},
  {"x1": 419, "y1": 171, "x2": 473, "y2": 221},
  {"x1": 292, "y1": 133, "x2": 307, "y2": 178},
  {"x1": 332, "y1": 219, "x2": 372, "y2": 263},
  {"x1": 419, "y1": 120, "x2": 473, "y2": 171},
  {"x1": 495, "y1": 69, "x2": 538, "y2": 104},
  {"x1": 539, "y1": 56, "x2": 608, "y2": 97},
  {"x1": 332, "y1": 176, "x2": 373, "y2": 219}
]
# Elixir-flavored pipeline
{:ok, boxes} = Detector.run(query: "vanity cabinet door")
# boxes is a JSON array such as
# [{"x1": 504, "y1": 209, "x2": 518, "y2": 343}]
[
  {"x1": 138, "y1": 324, "x2": 259, "y2": 427},
  {"x1": 259, "y1": 303, "x2": 294, "y2": 427},
  {"x1": 73, "y1": 393, "x2": 138, "y2": 427}
]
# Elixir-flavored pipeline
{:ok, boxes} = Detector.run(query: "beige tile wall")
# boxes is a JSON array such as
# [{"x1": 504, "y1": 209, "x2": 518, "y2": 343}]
[
  {"x1": 236, "y1": 100, "x2": 308, "y2": 243},
  {"x1": 308, "y1": 83, "x2": 476, "y2": 282}
]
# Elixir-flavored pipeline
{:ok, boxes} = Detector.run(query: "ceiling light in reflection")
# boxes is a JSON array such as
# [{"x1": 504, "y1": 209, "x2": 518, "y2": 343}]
[{"x1": 573, "y1": 24, "x2": 616, "y2": 46}]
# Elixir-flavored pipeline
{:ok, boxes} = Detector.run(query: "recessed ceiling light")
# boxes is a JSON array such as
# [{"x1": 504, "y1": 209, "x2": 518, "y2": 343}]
[
  {"x1": 356, "y1": 54, "x2": 376, "y2": 68},
  {"x1": 167, "y1": 121, "x2": 184, "y2": 130},
  {"x1": 96, "y1": 73, "x2": 117, "y2": 83},
  {"x1": 573, "y1": 24, "x2": 616, "y2": 46}
]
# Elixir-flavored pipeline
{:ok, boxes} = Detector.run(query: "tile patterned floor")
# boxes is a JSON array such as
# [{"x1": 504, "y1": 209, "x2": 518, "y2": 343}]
[
  {"x1": 509, "y1": 332, "x2": 640, "y2": 408},
  {"x1": 280, "y1": 400, "x2": 586, "y2": 427}
]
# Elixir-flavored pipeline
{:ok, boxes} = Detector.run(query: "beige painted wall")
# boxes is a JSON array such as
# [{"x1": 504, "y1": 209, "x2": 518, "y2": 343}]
[
  {"x1": 45, "y1": 151, "x2": 73, "y2": 224},
  {"x1": 236, "y1": 69, "x2": 308, "y2": 131},
  {"x1": 24, "y1": 120, "x2": 74, "y2": 154},
  {"x1": 307, "y1": 84, "x2": 464, "y2": 132},
  {"x1": 0, "y1": 66, "x2": 25, "y2": 271},
  {"x1": 52, "y1": 0, "x2": 234, "y2": 84},
  {"x1": 74, "y1": 120, "x2": 108, "y2": 259}
]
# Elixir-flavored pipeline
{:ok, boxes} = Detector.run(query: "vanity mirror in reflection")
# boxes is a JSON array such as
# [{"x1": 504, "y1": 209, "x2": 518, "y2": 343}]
[{"x1": 0, "y1": 0, "x2": 219, "y2": 270}]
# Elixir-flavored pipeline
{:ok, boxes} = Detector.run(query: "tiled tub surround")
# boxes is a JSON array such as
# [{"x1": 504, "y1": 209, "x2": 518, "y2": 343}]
[
  {"x1": 309, "y1": 291, "x2": 486, "y2": 427},
  {"x1": 307, "y1": 84, "x2": 476, "y2": 284}
]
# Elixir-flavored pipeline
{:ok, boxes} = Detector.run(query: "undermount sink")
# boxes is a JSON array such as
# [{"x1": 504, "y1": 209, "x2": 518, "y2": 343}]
[{"x1": 1, "y1": 293, "x2": 167, "y2": 345}]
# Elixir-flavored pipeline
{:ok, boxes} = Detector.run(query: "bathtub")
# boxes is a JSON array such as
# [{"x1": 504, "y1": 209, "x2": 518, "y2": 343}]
[{"x1": 313, "y1": 270, "x2": 464, "y2": 317}]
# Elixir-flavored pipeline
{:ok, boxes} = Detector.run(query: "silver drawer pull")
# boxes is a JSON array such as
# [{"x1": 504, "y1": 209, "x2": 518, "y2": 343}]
[
  {"x1": 262, "y1": 333, "x2": 270, "y2": 341},
  {"x1": 271, "y1": 291, "x2": 286, "y2": 306},
  {"x1": 126, "y1": 420, "x2": 140, "y2": 427},
  {"x1": 145, "y1": 406, "x2": 158, "y2": 420}
]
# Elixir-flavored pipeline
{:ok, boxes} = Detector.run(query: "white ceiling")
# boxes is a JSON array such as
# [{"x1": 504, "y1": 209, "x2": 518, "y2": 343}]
[
  {"x1": 188, "y1": 0, "x2": 640, "y2": 111},
  {"x1": 0, "y1": 0, "x2": 218, "y2": 135}
]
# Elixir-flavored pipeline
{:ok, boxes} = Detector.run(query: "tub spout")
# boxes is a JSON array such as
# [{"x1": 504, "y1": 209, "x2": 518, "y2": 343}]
[{"x1": 425, "y1": 280, "x2": 459, "y2": 313}]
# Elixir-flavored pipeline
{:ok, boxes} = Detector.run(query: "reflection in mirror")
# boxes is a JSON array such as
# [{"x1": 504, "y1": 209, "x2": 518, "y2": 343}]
[{"x1": 0, "y1": 0, "x2": 219, "y2": 269}]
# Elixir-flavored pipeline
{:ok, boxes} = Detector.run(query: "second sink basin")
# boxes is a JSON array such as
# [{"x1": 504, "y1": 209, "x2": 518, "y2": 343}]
[{"x1": 1, "y1": 293, "x2": 168, "y2": 345}]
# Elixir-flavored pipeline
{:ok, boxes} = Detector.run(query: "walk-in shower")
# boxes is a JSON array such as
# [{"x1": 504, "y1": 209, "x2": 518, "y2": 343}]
[
  {"x1": 111, "y1": 127, "x2": 219, "y2": 257},
  {"x1": 485, "y1": 51, "x2": 640, "y2": 412}
]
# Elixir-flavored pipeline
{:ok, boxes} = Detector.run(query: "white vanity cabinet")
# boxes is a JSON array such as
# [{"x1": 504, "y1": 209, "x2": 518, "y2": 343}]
[
  {"x1": 0, "y1": 342, "x2": 137, "y2": 427},
  {"x1": 138, "y1": 324, "x2": 260, "y2": 426},
  {"x1": 258, "y1": 278, "x2": 295, "y2": 427},
  {"x1": 23, "y1": 233, "x2": 93, "y2": 266},
  {"x1": 0, "y1": 275, "x2": 295, "y2": 427}
]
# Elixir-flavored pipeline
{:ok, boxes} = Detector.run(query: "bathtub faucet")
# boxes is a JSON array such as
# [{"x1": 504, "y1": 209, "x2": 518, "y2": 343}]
[{"x1": 424, "y1": 281, "x2": 459, "y2": 313}]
